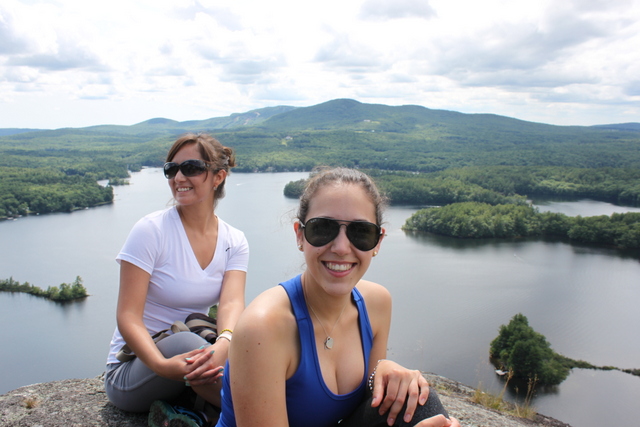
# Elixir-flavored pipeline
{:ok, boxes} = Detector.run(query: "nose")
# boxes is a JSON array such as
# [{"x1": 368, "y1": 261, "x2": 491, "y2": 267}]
[{"x1": 330, "y1": 224, "x2": 352, "y2": 254}]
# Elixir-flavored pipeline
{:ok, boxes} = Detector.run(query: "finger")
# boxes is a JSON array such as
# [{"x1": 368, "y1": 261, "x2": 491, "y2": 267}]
[
  {"x1": 418, "y1": 376, "x2": 430, "y2": 406},
  {"x1": 187, "y1": 363, "x2": 224, "y2": 380},
  {"x1": 383, "y1": 378, "x2": 408, "y2": 426},
  {"x1": 378, "y1": 374, "x2": 400, "y2": 416},
  {"x1": 402, "y1": 379, "x2": 421, "y2": 424},
  {"x1": 188, "y1": 366, "x2": 224, "y2": 385},
  {"x1": 415, "y1": 414, "x2": 451, "y2": 427}
]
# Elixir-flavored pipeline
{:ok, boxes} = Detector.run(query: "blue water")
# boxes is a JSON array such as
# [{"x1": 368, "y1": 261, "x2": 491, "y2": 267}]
[{"x1": 1, "y1": 169, "x2": 639, "y2": 427}]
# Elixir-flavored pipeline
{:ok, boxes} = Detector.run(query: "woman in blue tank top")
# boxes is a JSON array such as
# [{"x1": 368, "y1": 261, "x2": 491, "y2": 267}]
[{"x1": 217, "y1": 168, "x2": 460, "y2": 427}]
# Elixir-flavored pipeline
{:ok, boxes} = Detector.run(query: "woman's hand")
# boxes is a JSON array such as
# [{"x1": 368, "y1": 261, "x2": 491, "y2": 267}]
[
  {"x1": 370, "y1": 360, "x2": 430, "y2": 426},
  {"x1": 183, "y1": 341, "x2": 228, "y2": 386},
  {"x1": 415, "y1": 415, "x2": 460, "y2": 427},
  {"x1": 151, "y1": 347, "x2": 209, "y2": 381}
]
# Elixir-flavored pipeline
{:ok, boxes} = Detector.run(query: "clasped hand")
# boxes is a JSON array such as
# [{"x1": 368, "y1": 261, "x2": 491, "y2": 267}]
[
  {"x1": 158, "y1": 343, "x2": 225, "y2": 386},
  {"x1": 370, "y1": 360, "x2": 460, "y2": 427}
]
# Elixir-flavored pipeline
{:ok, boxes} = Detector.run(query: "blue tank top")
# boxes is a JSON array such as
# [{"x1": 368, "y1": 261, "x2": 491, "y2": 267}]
[{"x1": 216, "y1": 274, "x2": 374, "y2": 427}]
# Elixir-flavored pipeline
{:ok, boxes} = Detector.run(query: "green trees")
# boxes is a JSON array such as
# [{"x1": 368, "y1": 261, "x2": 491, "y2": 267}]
[
  {"x1": 490, "y1": 314, "x2": 570, "y2": 386},
  {"x1": 0, "y1": 276, "x2": 88, "y2": 302},
  {"x1": 403, "y1": 202, "x2": 640, "y2": 249},
  {"x1": 0, "y1": 168, "x2": 114, "y2": 217}
]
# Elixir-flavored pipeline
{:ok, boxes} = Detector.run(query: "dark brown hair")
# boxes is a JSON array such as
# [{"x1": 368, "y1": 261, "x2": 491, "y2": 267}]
[
  {"x1": 166, "y1": 132, "x2": 236, "y2": 201},
  {"x1": 296, "y1": 167, "x2": 387, "y2": 225}
]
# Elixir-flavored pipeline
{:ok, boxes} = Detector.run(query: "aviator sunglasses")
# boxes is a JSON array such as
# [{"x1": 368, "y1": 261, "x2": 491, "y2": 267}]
[
  {"x1": 163, "y1": 159, "x2": 211, "y2": 179},
  {"x1": 300, "y1": 217, "x2": 382, "y2": 252}
]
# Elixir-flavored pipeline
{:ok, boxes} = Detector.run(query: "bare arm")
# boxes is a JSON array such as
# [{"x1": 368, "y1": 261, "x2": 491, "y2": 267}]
[{"x1": 228, "y1": 287, "x2": 294, "y2": 427}]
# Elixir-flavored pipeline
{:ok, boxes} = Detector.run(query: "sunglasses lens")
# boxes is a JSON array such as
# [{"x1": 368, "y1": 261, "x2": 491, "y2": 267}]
[
  {"x1": 180, "y1": 160, "x2": 207, "y2": 177},
  {"x1": 304, "y1": 218, "x2": 339, "y2": 247},
  {"x1": 163, "y1": 162, "x2": 179, "y2": 179},
  {"x1": 347, "y1": 222, "x2": 381, "y2": 251},
  {"x1": 303, "y1": 218, "x2": 380, "y2": 251},
  {"x1": 163, "y1": 160, "x2": 208, "y2": 179}
]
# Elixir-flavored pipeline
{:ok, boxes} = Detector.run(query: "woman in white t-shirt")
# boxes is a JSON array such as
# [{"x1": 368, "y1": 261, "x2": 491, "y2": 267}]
[{"x1": 105, "y1": 133, "x2": 249, "y2": 422}]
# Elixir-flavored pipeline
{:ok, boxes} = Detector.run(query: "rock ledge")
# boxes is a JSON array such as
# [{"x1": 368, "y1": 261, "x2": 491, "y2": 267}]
[{"x1": 0, "y1": 373, "x2": 571, "y2": 426}]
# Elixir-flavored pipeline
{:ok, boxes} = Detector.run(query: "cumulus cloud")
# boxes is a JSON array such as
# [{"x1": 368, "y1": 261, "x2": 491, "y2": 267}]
[
  {"x1": 1, "y1": 0, "x2": 639, "y2": 128},
  {"x1": 7, "y1": 42, "x2": 104, "y2": 72},
  {"x1": 314, "y1": 34, "x2": 389, "y2": 72},
  {"x1": 359, "y1": 0, "x2": 436, "y2": 20},
  {"x1": 0, "y1": 6, "x2": 28, "y2": 54},
  {"x1": 218, "y1": 58, "x2": 284, "y2": 85}
]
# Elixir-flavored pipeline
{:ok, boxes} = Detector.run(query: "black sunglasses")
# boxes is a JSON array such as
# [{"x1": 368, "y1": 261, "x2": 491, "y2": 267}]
[
  {"x1": 300, "y1": 217, "x2": 382, "y2": 252},
  {"x1": 163, "y1": 159, "x2": 211, "y2": 179}
]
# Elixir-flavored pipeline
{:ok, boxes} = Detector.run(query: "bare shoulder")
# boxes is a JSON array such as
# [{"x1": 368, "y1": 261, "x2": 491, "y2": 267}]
[
  {"x1": 236, "y1": 285, "x2": 294, "y2": 333},
  {"x1": 230, "y1": 285, "x2": 299, "y2": 380},
  {"x1": 355, "y1": 280, "x2": 392, "y2": 311}
]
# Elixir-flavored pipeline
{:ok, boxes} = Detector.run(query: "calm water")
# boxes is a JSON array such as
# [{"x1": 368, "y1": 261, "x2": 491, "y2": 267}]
[{"x1": 1, "y1": 169, "x2": 639, "y2": 427}]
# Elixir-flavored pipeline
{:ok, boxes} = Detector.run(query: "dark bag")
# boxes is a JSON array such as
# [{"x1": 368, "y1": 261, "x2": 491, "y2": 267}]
[{"x1": 116, "y1": 313, "x2": 218, "y2": 363}]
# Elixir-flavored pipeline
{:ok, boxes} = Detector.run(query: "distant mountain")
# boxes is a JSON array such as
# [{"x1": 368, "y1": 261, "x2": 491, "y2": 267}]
[
  {"x1": 0, "y1": 128, "x2": 48, "y2": 137},
  {"x1": 1, "y1": 99, "x2": 639, "y2": 172},
  {"x1": 2, "y1": 99, "x2": 638, "y2": 137},
  {"x1": 592, "y1": 123, "x2": 640, "y2": 132},
  {"x1": 258, "y1": 98, "x2": 558, "y2": 133}
]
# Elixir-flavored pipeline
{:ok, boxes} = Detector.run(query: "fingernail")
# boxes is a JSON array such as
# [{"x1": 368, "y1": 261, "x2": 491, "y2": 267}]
[
  {"x1": 199, "y1": 345, "x2": 206, "y2": 349},
  {"x1": 185, "y1": 357, "x2": 192, "y2": 361},
  {"x1": 387, "y1": 418, "x2": 394, "y2": 426},
  {"x1": 210, "y1": 350, "x2": 215, "y2": 355},
  {"x1": 185, "y1": 381, "x2": 191, "y2": 387},
  {"x1": 183, "y1": 376, "x2": 188, "y2": 380}
]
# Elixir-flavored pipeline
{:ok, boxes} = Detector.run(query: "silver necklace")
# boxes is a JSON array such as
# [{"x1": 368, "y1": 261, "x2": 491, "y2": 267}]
[{"x1": 303, "y1": 283, "x2": 349, "y2": 350}]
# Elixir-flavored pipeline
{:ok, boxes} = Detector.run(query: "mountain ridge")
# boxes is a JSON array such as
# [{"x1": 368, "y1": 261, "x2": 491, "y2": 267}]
[{"x1": 1, "y1": 99, "x2": 638, "y2": 137}]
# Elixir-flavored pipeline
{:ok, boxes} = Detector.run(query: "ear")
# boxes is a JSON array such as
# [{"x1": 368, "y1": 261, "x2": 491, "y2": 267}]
[
  {"x1": 294, "y1": 221, "x2": 304, "y2": 248},
  {"x1": 213, "y1": 169, "x2": 227, "y2": 187},
  {"x1": 373, "y1": 227, "x2": 386, "y2": 253}
]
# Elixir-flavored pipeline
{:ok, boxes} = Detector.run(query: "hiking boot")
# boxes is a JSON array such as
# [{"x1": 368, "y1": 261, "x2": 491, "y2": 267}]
[{"x1": 148, "y1": 400, "x2": 208, "y2": 427}]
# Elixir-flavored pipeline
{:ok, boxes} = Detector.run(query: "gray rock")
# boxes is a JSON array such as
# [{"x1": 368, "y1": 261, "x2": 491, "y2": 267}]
[{"x1": 0, "y1": 373, "x2": 571, "y2": 426}]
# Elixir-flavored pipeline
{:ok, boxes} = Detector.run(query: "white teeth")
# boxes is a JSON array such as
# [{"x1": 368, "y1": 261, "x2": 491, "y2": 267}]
[
  {"x1": 177, "y1": 187, "x2": 191, "y2": 192},
  {"x1": 325, "y1": 262, "x2": 352, "y2": 272}
]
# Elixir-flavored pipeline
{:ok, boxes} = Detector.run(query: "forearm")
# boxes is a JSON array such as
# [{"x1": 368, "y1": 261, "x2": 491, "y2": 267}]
[{"x1": 117, "y1": 314, "x2": 169, "y2": 374}]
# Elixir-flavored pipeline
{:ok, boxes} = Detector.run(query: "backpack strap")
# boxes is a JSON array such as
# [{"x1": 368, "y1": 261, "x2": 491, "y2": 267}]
[{"x1": 115, "y1": 320, "x2": 191, "y2": 362}]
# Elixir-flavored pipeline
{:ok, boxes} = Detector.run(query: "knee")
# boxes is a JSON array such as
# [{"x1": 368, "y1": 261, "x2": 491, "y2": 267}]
[{"x1": 157, "y1": 331, "x2": 207, "y2": 358}]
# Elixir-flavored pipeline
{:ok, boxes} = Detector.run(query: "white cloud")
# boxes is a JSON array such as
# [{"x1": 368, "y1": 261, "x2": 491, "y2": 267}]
[{"x1": 0, "y1": 0, "x2": 639, "y2": 128}]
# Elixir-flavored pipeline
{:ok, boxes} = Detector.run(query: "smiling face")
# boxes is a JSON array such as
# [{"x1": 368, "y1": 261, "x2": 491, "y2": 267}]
[
  {"x1": 295, "y1": 182, "x2": 385, "y2": 297},
  {"x1": 168, "y1": 143, "x2": 225, "y2": 208}
]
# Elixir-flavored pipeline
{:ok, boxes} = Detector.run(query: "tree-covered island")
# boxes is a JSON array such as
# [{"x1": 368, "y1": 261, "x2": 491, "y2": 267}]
[
  {"x1": 490, "y1": 313, "x2": 640, "y2": 387},
  {"x1": 0, "y1": 276, "x2": 88, "y2": 302}
]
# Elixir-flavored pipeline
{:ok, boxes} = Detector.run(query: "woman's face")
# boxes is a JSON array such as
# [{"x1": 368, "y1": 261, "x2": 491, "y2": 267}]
[
  {"x1": 168, "y1": 143, "x2": 224, "y2": 208},
  {"x1": 295, "y1": 182, "x2": 385, "y2": 297}
]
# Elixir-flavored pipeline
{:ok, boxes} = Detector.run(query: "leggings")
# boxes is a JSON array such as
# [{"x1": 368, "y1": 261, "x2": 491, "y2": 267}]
[
  {"x1": 105, "y1": 331, "x2": 207, "y2": 412},
  {"x1": 339, "y1": 389, "x2": 449, "y2": 427}
]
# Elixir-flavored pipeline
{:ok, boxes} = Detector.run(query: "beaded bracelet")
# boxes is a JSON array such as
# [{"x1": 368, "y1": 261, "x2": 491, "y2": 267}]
[
  {"x1": 219, "y1": 328, "x2": 233, "y2": 335},
  {"x1": 368, "y1": 359, "x2": 389, "y2": 391}
]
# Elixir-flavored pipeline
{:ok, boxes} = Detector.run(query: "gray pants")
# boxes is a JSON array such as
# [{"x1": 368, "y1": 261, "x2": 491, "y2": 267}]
[{"x1": 105, "y1": 331, "x2": 207, "y2": 413}]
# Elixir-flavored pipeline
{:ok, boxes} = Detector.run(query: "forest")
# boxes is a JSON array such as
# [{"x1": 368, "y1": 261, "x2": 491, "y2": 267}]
[
  {"x1": 1, "y1": 99, "x2": 639, "y2": 222},
  {"x1": 490, "y1": 313, "x2": 639, "y2": 386},
  {"x1": 0, "y1": 276, "x2": 88, "y2": 302}
]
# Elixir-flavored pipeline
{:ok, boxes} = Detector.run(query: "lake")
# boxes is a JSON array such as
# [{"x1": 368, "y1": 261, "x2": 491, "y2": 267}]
[{"x1": 1, "y1": 169, "x2": 639, "y2": 427}]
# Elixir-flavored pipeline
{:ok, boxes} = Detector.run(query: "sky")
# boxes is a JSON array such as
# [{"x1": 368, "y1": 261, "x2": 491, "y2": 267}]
[{"x1": 1, "y1": 0, "x2": 639, "y2": 129}]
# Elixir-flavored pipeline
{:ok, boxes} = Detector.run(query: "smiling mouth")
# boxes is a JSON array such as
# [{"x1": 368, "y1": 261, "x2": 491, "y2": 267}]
[
  {"x1": 177, "y1": 187, "x2": 192, "y2": 192},
  {"x1": 324, "y1": 262, "x2": 355, "y2": 272}
]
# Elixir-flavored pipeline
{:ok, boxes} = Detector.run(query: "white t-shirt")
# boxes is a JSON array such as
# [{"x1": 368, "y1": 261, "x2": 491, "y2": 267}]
[{"x1": 107, "y1": 206, "x2": 249, "y2": 364}]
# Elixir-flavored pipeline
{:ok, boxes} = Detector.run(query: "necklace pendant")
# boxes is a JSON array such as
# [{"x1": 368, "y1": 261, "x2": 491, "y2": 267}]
[{"x1": 324, "y1": 336, "x2": 334, "y2": 350}]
